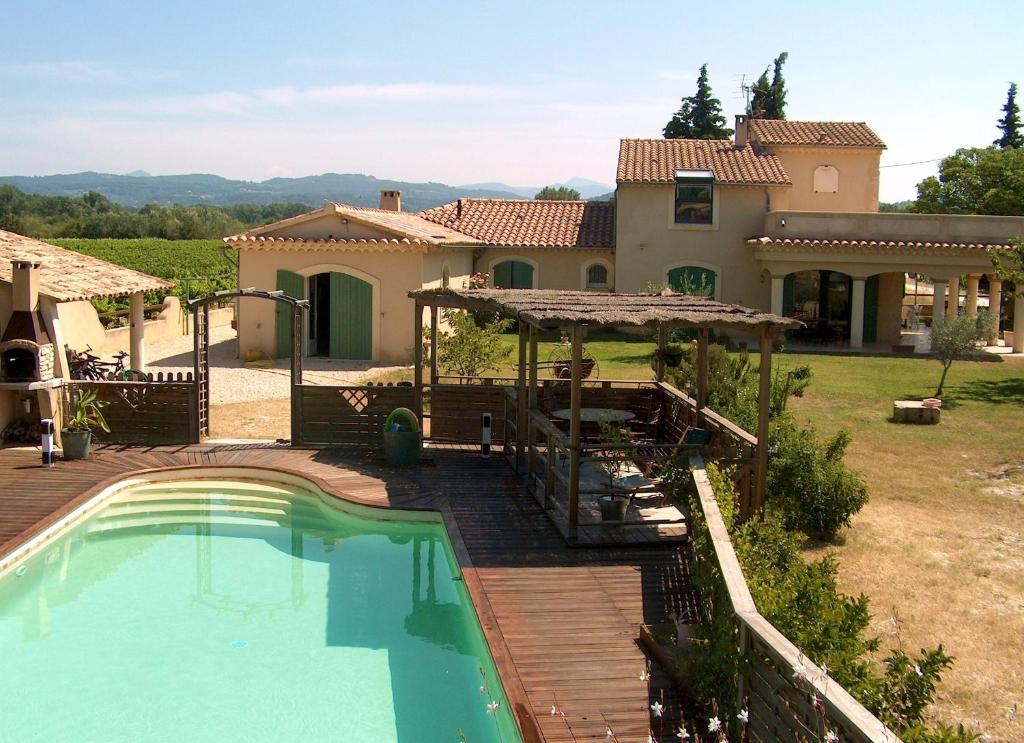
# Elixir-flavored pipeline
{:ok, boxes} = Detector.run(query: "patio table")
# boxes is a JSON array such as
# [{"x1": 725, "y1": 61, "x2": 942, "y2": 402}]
[{"x1": 550, "y1": 408, "x2": 635, "y2": 424}]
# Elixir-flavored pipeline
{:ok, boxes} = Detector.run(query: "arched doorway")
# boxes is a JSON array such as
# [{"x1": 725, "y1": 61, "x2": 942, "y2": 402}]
[
  {"x1": 276, "y1": 270, "x2": 373, "y2": 360},
  {"x1": 492, "y1": 259, "x2": 535, "y2": 289}
]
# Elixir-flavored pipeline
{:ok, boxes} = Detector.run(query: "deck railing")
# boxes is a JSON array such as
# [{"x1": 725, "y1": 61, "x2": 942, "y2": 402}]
[
  {"x1": 688, "y1": 456, "x2": 900, "y2": 743},
  {"x1": 64, "y1": 374, "x2": 199, "y2": 445}
]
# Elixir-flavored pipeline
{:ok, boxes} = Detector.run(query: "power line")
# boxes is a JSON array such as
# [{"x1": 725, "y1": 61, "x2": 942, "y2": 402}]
[{"x1": 880, "y1": 157, "x2": 943, "y2": 169}]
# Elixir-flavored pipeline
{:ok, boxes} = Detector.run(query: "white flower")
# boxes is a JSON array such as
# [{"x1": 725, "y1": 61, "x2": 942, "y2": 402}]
[
  {"x1": 979, "y1": 735, "x2": 992, "y2": 743},
  {"x1": 676, "y1": 727, "x2": 691, "y2": 740},
  {"x1": 647, "y1": 736, "x2": 654, "y2": 743},
  {"x1": 708, "y1": 716, "x2": 722, "y2": 732},
  {"x1": 914, "y1": 664, "x2": 923, "y2": 677},
  {"x1": 650, "y1": 701, "x2": 664, "y2": 717},
  {"x1": 821, "y1": 663, "x2": 829, "y2": 676},
  {"x1": 550, "y1": 705, "x2": 558, "y2": 716},
  {"x1": 639, "y1": 669, "x2": 651, "y2": 682},
  {"x1": 737, "y1": 709, "x2": 749, "y2": 724},
  {"x1": 793, "y1": 661, "x2": 808, "y2": 680},
  {"x1": 606, "y1": 727, "x2": 614, "y2": 738},
  {"x1": 824, "y1": 731, "x2": 839, "y2": 742},
  {"x1": 486, "y1": 700, "x2": 499, "y2": 715}
]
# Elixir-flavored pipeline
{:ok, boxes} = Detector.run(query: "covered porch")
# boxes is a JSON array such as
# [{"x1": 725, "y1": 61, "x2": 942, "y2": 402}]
[{"x1": 409, "y1": 289, "x2": 799, "y2": 546}]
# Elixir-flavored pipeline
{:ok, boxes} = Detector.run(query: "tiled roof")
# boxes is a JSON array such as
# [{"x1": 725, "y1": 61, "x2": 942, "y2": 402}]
[
  {"x1": 418, "y1": 199, "x2": 615, "y2": 249},
  {"x1": 748, "y1": 236, "x2": 1009, "y2": 254},
  {"x1": 616, "y1": 139, "x2": 791, "y2": 186},
  {"x1": 225, "y1": 236, "x2": 430, "y2": 253},
  {"x1": 749, "y1": 120, "x2": 885, "y2": 148},
  {"x1": 234, "y1": 203, "x2": 480, "y2": 246},
  {"x1": 0, "y1": 230, "x2": 171, "y2": 302}
]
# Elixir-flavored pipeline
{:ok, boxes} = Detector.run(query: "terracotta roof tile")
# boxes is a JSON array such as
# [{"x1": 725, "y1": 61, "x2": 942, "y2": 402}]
[
  {"x1": 418, "y1": 199, "x2": 615, "y2": 249},
  {"x1": 616, "y1": 139, "x2": 791, "y2": 186},
  {"x1": 748, "y1": 236, "x2": 1008, "y2": 253},
  {"x1": 749, "y1": 120, "x2": 885, "y2": 148},
  {"x1": 0, "y1": 230, "x2": 171, "y2": 302}
]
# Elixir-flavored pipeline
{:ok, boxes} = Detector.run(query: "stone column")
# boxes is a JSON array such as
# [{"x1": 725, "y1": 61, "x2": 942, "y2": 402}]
[
  {"x1": 931, "y1": 279, "x2": 948, "y2": 325},
  {"x1": 988, "y1": 277, "x2": 1002, "y2": 344},
  {"x1": 770, "y1": 276, "x2": 785, "y2": 316},
  {"x1": 946, "y1": 277, "x2": 960, "y2": 322},
  {"x1": 850, "y1": 277, "x2": 866, "y2": 349},
  {"x1": 1014, "y1": 292, "x2": 1024, "y2": 353},
  {"x1": 966, "y1": 274, "x2": 980, "y2": 317},
  {"x1": 129, "y1": 291, "x2": 146, "y2": 373}
]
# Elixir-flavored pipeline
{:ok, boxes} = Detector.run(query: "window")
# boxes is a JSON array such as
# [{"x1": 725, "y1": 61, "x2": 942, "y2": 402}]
[
  {"x1": 493, "y1": 260, "x2": 534, "y2": 289},
  {"x1": 674, "y1": 169, "x2": 714, "y2": 224},
  {"x1": 667, "y1": 266, "x2": 716, "y2": 297},
  {"x1": 813, "y1": 165, "x2": 839, "y2": 193},
  {"x1": 585, "y1": 263, "x2": 608, "y2": 289}
]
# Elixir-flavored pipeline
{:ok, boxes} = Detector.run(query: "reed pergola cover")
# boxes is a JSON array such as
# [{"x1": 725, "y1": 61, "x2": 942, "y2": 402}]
[{"x1": 408, "y1": 288, "x2": 801, "y2": 333}]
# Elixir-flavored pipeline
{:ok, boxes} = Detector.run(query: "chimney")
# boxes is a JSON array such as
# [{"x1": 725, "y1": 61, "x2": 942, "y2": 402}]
[
  {"x1": 734, "y1": 114, "x2": 749, "y2": 147},
  {"x1": 456, "y1": 199, "x2": 463, "y2": 218},
  {"x1": 379, "y1": 189, "x2": 401, "y2": 212}
]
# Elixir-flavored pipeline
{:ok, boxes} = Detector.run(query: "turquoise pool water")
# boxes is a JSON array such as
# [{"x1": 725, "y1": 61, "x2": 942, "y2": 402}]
[{"x1": 0, "y1": 477, "x2": 521, "y2": 742}]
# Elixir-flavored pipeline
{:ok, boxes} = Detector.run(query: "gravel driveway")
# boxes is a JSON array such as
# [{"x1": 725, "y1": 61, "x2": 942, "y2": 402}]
[{"x1": 145, "y1": 326, "x2": 406, "y2": 405}]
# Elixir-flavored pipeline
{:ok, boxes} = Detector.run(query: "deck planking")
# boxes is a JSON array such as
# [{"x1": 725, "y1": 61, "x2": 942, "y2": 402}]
[{"x1": 0, "y1": 444, "x2": 697, "y2": 743}]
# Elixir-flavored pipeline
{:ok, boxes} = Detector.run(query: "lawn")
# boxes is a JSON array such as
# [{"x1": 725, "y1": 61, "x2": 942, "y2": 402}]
[{"x1": 372, "y1": 333, "x2": 1023, "y2": 737}]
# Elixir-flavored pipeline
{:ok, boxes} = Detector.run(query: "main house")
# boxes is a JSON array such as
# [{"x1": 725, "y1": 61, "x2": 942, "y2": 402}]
[{"x1": 227, "y1": 116, "x2": 1024, "y2": 361}]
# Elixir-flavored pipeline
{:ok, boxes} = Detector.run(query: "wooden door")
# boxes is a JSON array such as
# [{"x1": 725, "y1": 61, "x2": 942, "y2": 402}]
[
  {"x1": 276, "y1": 270, "x2": 304, "y2": 358},
  {"x1": 328, "y1": 272, "x2": 373, "y2": 359}
]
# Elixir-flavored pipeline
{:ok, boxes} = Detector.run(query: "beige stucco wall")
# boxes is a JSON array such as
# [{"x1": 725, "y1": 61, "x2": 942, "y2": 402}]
[
  {"x1": 422, "y1": 249, "x2": 474, "y2": 291},
  {"x1": 614, "y1": 183, "x2": 783, "y2": 308},
  {"x1": 479, "y1": 248, "x2": 615, "y2": 291},
  {"x1": 237, "y1": 247, "x2": 424, "y2": 362},
  {"x1": 767, "y1": 147, "x2": 881, "y2": 212}
]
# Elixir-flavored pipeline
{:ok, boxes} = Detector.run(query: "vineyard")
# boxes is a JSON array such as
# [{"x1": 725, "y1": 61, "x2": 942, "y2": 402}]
[{"x1": 48, "y1": 238, "x2": 237, "y2": 312}]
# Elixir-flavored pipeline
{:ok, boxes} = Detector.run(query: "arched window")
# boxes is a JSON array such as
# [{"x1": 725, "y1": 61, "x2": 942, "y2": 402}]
[
  {"x1": 493, "y1": 260, "x2": 535, "y2": 289},
  {"x1": 586, "y1": 263, "x2": 609, "y2": 289},
  {"x1": 813, "y1": 165, "x2": 839, "y2": 194}
]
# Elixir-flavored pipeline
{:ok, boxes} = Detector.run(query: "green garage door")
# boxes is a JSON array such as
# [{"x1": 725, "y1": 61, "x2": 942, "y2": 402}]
[
  {"x1": 329, "y1": 272, "x2": 373, "y2": 360},
  {"x1": 667, "y1": 266, "x2": 716, "y2": 297},
  {"x1": 275, "y1": 269, "x2": 305, "y2": 358},
  {"x1": 493, "y1": 260, "x2": 534, "y2": 289}
]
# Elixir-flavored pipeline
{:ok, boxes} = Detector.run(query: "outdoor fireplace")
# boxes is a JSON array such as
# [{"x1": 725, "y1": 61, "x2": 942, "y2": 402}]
[{"x1": 0, "y1": 260, "x2": 55, "y2": 383}]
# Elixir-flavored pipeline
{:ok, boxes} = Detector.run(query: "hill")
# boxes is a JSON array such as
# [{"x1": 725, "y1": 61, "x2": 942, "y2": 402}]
[
  {"x1": 0, "y1": 172, "x2": 523, "y2": 212},
  {"x1": 459, "y1": 177, "x2": 614, "y2": 200}
]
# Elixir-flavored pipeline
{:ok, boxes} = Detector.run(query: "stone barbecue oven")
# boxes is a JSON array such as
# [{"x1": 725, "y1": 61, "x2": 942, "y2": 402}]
[{"x1": 0, "y1": 260, "x2": 55, "y2": 383}]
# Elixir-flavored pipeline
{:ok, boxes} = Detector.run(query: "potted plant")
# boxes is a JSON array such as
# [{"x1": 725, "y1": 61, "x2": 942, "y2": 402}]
[
  {"x1": 62, "y1": 389, "x2": 110, "y2": 460},
  {"x1": 653, "y1": 343, "x2": 686, "y2": 369},
  {"x1": 596, "y1": 418, "x2": 630, "y2": 522}
]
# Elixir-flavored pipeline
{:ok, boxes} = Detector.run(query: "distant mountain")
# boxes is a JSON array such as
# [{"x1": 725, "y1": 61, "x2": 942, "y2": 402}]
[
  {"x1": 459, "y1": 177, "x2": 615, "y2": 200},
  {"x1": 124, "y1": 169, "x2": 152, "y2": 178},
  {"x1": 0, "y1": 171, "x2": 523, "y2": 212}
]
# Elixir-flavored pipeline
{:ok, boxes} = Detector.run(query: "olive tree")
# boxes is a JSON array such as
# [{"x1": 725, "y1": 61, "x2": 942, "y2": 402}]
[{"x1": 930, "y1": 313, "x2": 988, "y2": 397}]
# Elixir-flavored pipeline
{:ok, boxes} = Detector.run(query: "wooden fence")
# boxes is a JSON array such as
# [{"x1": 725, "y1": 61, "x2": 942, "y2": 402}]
[
  {"x1": 689, "y1": 457, "x2": 900, "y2": 743},
  {"x1": 64, "y1": 373, "x2": 198, "y2": 445},
  {"x1": 295, "y1": 383, "x2": 415, "y2": 448}
]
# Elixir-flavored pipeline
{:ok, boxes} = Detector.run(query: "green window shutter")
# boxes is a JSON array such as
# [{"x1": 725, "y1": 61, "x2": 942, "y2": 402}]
[
  {"x1": 864, "y1": 275, "x2": 880, "y2": 344},
  {"x1": 275, "y1": 270, "x2": 304, "y2": 358},
  {"x1": 783, "y1": 274, "x2": 796, "y2": 316},
  {"x1": 667, "y1": 266, "x2": 716, "y2": 297},
  {"x1": 493, "y1": 261, "x2": 512, "y2": 288},
  {"x1": 493, "y1": 261, "x2": 534, "y2": 289},
  {"x1": 329, "y1": 272, "x2": 373, "y2": 360}
]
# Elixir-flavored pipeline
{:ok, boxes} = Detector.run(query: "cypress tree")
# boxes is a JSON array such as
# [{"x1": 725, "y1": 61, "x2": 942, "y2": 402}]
[
  {"x1": 994, "y1": 82, "x2": 1023, "y2": 149},
  {"x1": 663, "y1": 63, "x2": 733, "y2": 140},
  {"x1": 749, "y1": 52, "x2": 790, "y2": 119},
  {"x1": 749, "y1": 70, "x2": 771, "y2": 119}
]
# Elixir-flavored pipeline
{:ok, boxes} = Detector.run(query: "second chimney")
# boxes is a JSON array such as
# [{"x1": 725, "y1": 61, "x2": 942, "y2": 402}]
[
  {"x1": 734, "y1": 114, "x2": 749, "y2": 147},
  {"x1": 12, "y1": 260, "x2": 41, "y2": 313},
  {"x1": 379, "y1": 189, "x2": 401, "y2": 212}
]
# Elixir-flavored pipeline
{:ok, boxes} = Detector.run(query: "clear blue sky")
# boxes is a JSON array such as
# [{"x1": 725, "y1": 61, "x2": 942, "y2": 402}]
[{"x1": 2, "y1": 0, "x2": 1022, "y2": 201}]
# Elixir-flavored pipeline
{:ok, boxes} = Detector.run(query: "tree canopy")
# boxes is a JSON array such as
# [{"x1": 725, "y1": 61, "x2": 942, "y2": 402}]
[
  {"x1": 663, "y1": 63, "x2": 732, "y2": 140},
  {"x1": 994, "y1": 82, "x2": 1023, "y2": 149},
  {"x1": 749, "y1": 52, "x2": 789, "y2": 119},
  {"x1": 908, "y1": 146, "x2": 1024, "y2": 215},
  {"x1": 534, "y1": 185, "x2": 581, "y2": 200}
]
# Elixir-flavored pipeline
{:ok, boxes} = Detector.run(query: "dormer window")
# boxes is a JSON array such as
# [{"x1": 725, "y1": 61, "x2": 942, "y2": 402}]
[{"x1": 674, "y1": 169, "x2": 714, "y2": 224}]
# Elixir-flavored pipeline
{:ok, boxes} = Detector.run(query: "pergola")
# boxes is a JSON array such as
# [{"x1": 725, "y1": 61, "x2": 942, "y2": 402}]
[{"x1": 410, "y1": 289, "x2": 800, "y2": 531}]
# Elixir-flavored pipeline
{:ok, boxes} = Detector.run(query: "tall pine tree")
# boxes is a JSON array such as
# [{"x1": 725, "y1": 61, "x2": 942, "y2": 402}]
[
  {"x1": 663, "y1": 63, "x2": 733, "y2": 140},
  {"x1": 748, "y1": 52, "x2": 789, "y2": 119},
  {"x1": 994, "y1": 82, "x2": 1022, "y2": 149}
]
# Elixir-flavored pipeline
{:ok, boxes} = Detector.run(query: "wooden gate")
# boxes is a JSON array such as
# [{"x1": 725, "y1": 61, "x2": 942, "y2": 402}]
[{"x1": 193, "y1": 302, "x2": 210, "y2": 439}]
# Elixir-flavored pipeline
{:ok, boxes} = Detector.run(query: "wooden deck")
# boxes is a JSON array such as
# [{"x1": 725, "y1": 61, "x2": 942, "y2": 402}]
[{"x1": 0, "y1": 444, "x2": 697, "y2": 743}]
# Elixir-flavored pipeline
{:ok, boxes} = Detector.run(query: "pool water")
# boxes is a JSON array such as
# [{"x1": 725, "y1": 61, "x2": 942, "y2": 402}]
[{"x1": 0, "y1": 478, "x2": 521, "y2": 743}]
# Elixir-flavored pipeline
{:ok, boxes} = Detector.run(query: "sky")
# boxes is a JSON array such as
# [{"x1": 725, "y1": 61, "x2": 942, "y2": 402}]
[{"x1": 1, "y1": 0, "x2": 1022, "y2": 202}]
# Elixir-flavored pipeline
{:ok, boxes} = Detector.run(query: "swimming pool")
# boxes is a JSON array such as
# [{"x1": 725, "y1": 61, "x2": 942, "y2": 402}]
[{"x1": 0, "y1": 472, "x2": 521, "y2": 742}]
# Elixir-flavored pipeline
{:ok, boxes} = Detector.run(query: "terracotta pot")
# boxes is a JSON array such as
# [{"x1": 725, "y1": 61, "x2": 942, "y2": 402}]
[{"x1": 921, "y1": 398, "x2": 942, "y2": 409}]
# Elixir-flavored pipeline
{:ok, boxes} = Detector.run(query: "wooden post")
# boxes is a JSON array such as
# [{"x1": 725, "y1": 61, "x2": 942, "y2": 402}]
[
  {"x1": 754, "y1": 327, "x2": 772, "y2": 517},
  {"x1": 568, "y1": 326, "x2": 583, "y2": 539},
  {"x1": 696, "y1": 327, "x2": 709, "y2": 414},
  {"x1": 129, "y1": 291, "x2": 146, "y2": 373},
  {"x1": 429, "y1": 304, "x2": 439, "y2": 384},
  {"x1": 516, "y1": 320, "x2": 528, "y2": 474},
  {"x1": 655, "y1": 325, "x2": 667, "y2": 382},
  {"x1": 291, "y1": 303, "x2": 303, "y2": 444},
  {"x1": 413, "y1": 301, "x2": 424, "y2": 427},
  {"x1": 527, "y1": 325, "x2": 539, "y2": 483}
]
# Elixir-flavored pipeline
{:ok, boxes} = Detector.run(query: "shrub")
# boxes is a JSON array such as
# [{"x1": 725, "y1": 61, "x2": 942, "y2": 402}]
[
  {"x1": 767, "y1": 417, "x2": 868, "y2": 540},
  {"x1": 436, "y1": 309, "x2": 513, "y2": 378}
]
